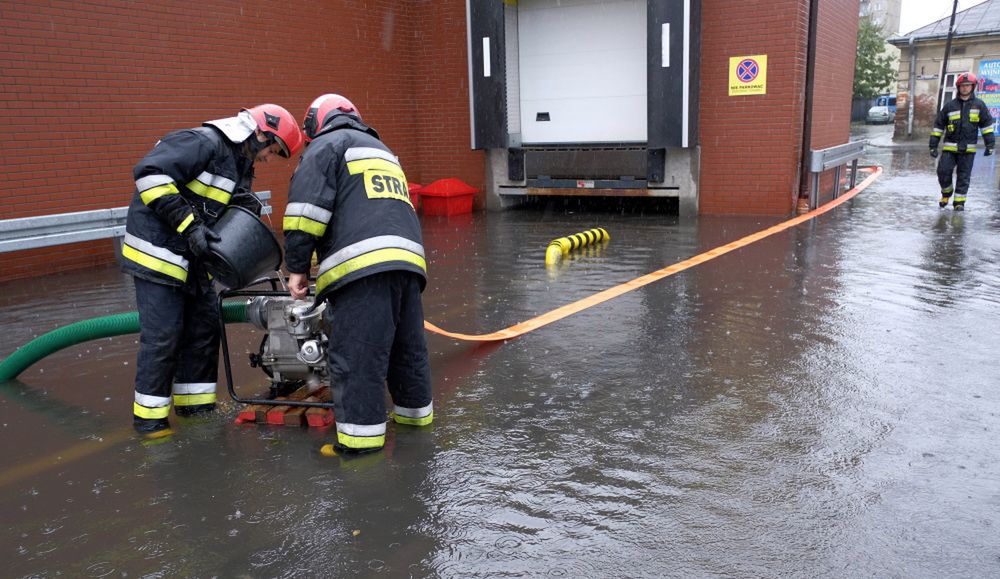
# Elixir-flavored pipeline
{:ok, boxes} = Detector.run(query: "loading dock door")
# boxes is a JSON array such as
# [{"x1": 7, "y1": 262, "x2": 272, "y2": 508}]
[
  {"x1": 468, "y1": 0, "x2": 507, "y2": 149},
  {"x1": 517, "y1": 0, "x2": 647, "y2": 144},
  {"x1": 647, "y1": 0, "x2": 699, "y2": 148}
]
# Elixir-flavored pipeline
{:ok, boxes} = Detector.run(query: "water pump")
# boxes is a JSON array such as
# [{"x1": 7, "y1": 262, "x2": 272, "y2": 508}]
[{"x1": 245, "y1": 296, "x2": 328, "y2": 387}]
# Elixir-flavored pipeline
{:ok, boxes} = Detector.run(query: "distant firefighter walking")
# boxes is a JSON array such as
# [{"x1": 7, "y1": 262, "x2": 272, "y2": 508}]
[{"x1": 929, "y1": 72, "x2": 995, "y2": 211}]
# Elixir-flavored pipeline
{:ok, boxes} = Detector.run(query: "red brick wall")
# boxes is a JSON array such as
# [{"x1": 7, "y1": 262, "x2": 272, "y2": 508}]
[
  {"x1": 409, "y1": 2, "x2": 487, "y2": 205},
  {"x1": 1, "y1": 1, "x2": 860, "y2": 280},
  {"x1": 809, "y1": 0, "x2": 860, "y2": 205},
  {"x1": 698, "y1": 0, "x2": 809, "y2": 215},
  {"x1": 0, "y1": 0, "x2": 482, "y2": 281},
  {"x1": 698, "y1": 0, "x2": 858, "y2": 215}
]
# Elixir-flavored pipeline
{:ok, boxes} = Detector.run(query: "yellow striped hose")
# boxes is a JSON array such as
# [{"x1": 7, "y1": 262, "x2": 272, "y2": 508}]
[{"x1": 545, "y1": 227, "x2": 610, "y2": 265}]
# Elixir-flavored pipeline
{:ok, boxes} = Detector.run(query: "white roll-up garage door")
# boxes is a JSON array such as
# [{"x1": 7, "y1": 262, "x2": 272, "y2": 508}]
[{"x1": 517, "y1": 0, "x2": 647, "y2": 144}]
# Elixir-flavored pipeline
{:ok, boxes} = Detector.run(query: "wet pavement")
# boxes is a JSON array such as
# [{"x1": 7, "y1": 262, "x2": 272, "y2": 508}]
[{"x1": 2, "y1": 124, "x2": 1000, "y2": 577}]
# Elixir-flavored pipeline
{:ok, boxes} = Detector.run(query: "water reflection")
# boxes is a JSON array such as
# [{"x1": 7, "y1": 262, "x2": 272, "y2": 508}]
[{"x1": 917, "y1": 213, "x2": 968, "y2": 308}]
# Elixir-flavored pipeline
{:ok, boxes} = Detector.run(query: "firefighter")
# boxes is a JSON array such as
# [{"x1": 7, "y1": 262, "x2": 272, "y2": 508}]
[
  {"x1": 929, "y1": 72, "x2": 996, "y2": 211},
  {"x1": 125, "y1": 104, "x2": 304, "y2": 437},
  {"x1": 283, "y1": 94, "x2": 432, "y2": 455}
]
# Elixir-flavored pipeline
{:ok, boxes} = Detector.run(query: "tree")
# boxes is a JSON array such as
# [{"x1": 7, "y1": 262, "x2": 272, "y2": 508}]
[{"x1": 853, "y1": 16, "x2": 897, "y2": 99}]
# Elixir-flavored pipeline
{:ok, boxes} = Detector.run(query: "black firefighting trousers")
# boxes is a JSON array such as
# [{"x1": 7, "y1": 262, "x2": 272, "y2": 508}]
[
  {"x1": 937, "y1": 151, "x2": 976, "y2": 201},
  {"x1": 323, "y1": 271, "x2": 433, "y2": 451},
  {"x1": 133, "y1": 276, "x2": 220, "y2": 423}
]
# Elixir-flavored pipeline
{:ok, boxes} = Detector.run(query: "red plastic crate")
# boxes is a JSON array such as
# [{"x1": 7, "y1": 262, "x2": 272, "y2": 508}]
[
  {"x1": 422, "y1": 194, "x2": 473, "y2": 216},
  {"x1": 419, "y1": 178, "x2": 478, "y2": 216},
  {"x1": 408, "y1": 182, "x2": 422, "y2": 211}
]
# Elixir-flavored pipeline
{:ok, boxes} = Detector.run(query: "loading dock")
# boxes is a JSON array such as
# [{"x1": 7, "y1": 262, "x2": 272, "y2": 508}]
[{"x1": 469, "y1": 0, "x2": 701, "y2": 212}]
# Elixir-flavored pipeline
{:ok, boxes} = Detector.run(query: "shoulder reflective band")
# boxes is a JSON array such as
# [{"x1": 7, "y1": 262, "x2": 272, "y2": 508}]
[{"x1": 424, "y1": 166, "x2": 883, "y2": 342}]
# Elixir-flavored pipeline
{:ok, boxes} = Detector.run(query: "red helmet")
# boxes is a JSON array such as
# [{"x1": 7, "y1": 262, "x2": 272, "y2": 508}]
[
  {"x1": 302, "y1": 94, "x2": 361, "y2": 142},
  {"x1": 955, "y1": 72, "x2": 978, "y2": 88},
  {"x1": 243, "y1": 104, "x2": 304, "y2": 158}
]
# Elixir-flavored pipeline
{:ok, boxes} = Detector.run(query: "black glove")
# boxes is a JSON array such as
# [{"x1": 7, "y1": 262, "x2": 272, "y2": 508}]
[
  {"x1": 929, "y1": 148, "x2": 938, "y2": 159},
  {"x1": 186, "y1": 223, "x2": 221, "y2": 258},
  {"x1": 985, "y1": 148, "x2": 994, "y2": 157}
]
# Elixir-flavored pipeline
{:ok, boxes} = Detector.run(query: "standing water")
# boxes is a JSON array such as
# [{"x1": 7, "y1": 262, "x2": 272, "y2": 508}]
[{"x1": 1, "y1": 125, "x2": 999, "y2": 577}]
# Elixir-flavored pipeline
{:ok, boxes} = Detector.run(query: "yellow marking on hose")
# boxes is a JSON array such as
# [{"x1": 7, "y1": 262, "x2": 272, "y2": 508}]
[{"x1": 426, "y1": 166, "x2": 882, "y2": 342}]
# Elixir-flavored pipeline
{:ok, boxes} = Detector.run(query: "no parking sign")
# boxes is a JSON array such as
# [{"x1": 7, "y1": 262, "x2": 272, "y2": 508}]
[{"x1": 729, "y1": 55, "x2": 768, "y2": 96}]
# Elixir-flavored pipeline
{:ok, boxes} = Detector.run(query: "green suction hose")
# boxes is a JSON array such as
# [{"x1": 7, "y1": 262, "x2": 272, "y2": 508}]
[{"x1": 0, "y1": 300, "x2": 248, "y2": 382}]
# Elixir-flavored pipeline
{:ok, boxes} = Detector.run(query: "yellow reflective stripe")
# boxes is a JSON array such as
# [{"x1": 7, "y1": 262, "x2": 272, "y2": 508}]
[
  {"x1": 393, "y1": 411, "x2": 433, "y2": 426},
  {"x1": 122, "y1": 244, "x2": 188, "y2": 281},
  {"x1": 316, "y1": 248, "x2": 426, "y2": 295},
  {"x1": 173, "y1": 393, "x2": 217, "y2": 406},
  {"x1": 970, "y1": 114, "x2": 980, "y2": 122},
  {"x1": 140, "y1": 183, "x2": 179, "y2": 205},
  {"x1": 133, "y1": 401, "x2": 170, "y2": 419},
  {"x1": 336, "y1": 431, "x2": 385, "y2": 449},
  {"x1": 982, "y1": 127, "x2": 995, "y2": 134},
  {"x1": 283, "y1": 215, "x2": 327, "y2": 237},
  {"x1": 347, "y1": 158, "x2": 402, "y2": 175},
  {"x1": 948, "y1": 112, "x2": 961, "y2": 119},
  {"x1": 965, "y1": 144, "x2": 976, "y2": 151},
  {"x1": 187, "y1": 179, "x2": 232, "y2": 204},
  {"x1": 954, "y1": 196, "x2": 966, "y2": 202},
  {"x1": 176, "y1": 213, "x2": 195, "y2": 233},
  {"x1": 931, "y1": 129, "x2": 943, "y2": 136},
  {"x1": 943, "y1": 145, "x2": 958, "y2": 151}
]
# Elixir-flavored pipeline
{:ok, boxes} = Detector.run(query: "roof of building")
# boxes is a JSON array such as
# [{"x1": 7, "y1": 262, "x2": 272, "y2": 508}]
[{"x1": 889, "y1": 0, "x2": 1000, "y2": 45}]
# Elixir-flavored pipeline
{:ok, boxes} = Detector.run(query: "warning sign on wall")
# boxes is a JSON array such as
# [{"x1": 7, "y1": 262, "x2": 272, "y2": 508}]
[{"x1": 729, "y1": 55, "x2": 767, "y2": 96}]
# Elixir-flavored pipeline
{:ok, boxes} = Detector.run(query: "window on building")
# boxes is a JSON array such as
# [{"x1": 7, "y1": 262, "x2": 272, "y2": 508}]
[{"x1": 941, "y1": 72, "x2": 957, "y2": 107}]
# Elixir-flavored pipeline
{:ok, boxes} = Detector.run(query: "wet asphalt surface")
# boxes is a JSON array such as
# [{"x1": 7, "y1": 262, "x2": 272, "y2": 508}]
[{"x1": 1, "y1": 123, "x2": 999, "y2": 577}]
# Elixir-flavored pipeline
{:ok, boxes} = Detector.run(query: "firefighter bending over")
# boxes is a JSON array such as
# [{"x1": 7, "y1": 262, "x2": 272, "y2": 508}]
[{"x1": 124, "y1": 104, "x2": 303, "y2": 437}]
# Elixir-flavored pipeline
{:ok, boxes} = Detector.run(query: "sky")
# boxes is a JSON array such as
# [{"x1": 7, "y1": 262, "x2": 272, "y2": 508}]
[{"x1": 899, "y1": 0, "x2": 991, "y2": 35}]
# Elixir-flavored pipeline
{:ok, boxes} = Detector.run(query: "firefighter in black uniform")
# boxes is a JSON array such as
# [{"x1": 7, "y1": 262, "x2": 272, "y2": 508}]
[
  {"x1": 125, "y1": 104, "x2": 304, "y2": 436},
  {"x1": 929, "y1": 72, "x2": 996, "y2": 211},
  {"x1": 283, "y1": 94, "x2": 432, "y2": 455}
]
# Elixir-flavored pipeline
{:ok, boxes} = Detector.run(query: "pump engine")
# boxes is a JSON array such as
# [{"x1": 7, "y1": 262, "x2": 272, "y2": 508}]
[{"x1": 245, "y1": 296, "x2": 327, "y2": 386}]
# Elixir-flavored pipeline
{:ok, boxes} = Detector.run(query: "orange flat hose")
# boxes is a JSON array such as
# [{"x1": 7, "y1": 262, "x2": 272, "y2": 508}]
[{"x1": 424, "y1": 166, "x2": 882, "y2": 342}]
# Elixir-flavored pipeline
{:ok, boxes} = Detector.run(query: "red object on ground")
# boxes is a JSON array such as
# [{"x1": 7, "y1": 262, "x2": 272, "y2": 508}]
[
  {"x1": 306, "y1": 408, "x2": 334, "y2": 427},
  {"x1": 419, "y1": 178, "x2": 477, "y2": 216},
  {"x1": 408, "y1": 182, "x2": 422, "y2": 211}
]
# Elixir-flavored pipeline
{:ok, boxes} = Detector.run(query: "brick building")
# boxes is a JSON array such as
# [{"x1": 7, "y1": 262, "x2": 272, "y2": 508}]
[{"x1": 0, "y1": 0, "x2": 859, "y2": 281}]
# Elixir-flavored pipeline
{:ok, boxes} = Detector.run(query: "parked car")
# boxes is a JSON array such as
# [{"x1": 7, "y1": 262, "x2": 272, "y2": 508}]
[{"x1": 866, "y1": 95, "x2": 897, "y2": 124}]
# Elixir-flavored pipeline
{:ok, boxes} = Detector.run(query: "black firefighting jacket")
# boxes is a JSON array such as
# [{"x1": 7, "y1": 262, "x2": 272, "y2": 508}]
[
  {"x1": 122, "y1": 125, "x2": 259, "y2": 287},
  {"x1": 930, "y1": 96, "x2": 996, "y2": 153},
  {"x1": 283, "y1": 113, "x2": 426, "y2": 301}
]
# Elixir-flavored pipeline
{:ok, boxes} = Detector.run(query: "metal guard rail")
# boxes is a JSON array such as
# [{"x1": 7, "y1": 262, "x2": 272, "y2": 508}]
[
  {"x1": 807, "y1": 141, "x2": 866, "y2": 210},
  {"x1": 0, "y1": 191, "x2": 271, "y2": 253}
]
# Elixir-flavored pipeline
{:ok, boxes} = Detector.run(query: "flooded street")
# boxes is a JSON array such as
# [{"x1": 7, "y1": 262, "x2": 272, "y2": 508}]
[{"x1": 2, "y1": 124, "x2": 1000, "y2": 577}]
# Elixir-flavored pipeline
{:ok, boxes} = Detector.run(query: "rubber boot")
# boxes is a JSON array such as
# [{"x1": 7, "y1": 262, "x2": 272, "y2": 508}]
[{"x1": 133, "y1": 416, "x2": 172, "y2": 438}]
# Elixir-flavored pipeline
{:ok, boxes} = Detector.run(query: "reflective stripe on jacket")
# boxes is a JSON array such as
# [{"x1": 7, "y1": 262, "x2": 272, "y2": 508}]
[
  {"x1": 284, "y1": 114, "x2": 426, "y2": 300},
  {"x1": 123, "y1": 125, "x2": 255, "y2": 286},
  {"x1": 930, "y1": 96, "x2": 996, "y2": 153}
]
